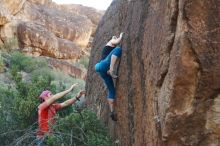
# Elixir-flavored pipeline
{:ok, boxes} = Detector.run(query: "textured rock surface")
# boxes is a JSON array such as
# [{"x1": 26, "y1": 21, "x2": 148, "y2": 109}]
[
  {"x1": 17, "y1": 22, "x2": 84, "y2": 59},
  {"x1": 48, "y1": 58, "x2": 86, "y2": 79},
  {"x1": 0, "y1": 5, "x2": 11, "y2": 26},
  {"x1": 15, "y1": 0, "x2": 92, "y2": 59},
  {"x1": 27, "y1": 0, "x2": 53, "y2": 6},
  {"x1": 0, "y1": 0, "x2": 25, "y2": 25},
  {"x1": 86, "y1": 0, "x2": 220, "y2": 146},
  {"x1": 59, "y1": 4, "x2": 104, "y2": 34},
  {"x1": 0, "y1": 0, "x2": 26, "y2": 15},
  {"x1": 0, "y1": 0, "x2": 103, "y2": 59}
]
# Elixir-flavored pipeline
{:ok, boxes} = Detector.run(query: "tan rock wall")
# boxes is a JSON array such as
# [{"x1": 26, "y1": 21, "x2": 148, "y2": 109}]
[
  {"x1": 27, "y1": 0, "x2": 52, "y2": 5},
  {"x1": 0, "y1": 0, "x2": 102, "y2": 60},
  {"x1": 0, "y1": 0, "x2": 26, "y2": 15},
  {"x1": 17, "y1": 22, "x2": 83, "y2": 59},
  {"x1": 0, "y1": 5, "x2": 11, "y2": 26},
  {"x1": 48, "y1": 58, "x2": 86, "y2": 79},
  {"x1": 17, "y1": 1, "x2": 93, "y2": 47},
  {"x1": 59, "y1": 4, "x2": 104, "y2": 34},
  {"x1": 0, "y1": 20, "x2": 19, "y2": 41},
  {"x1": 0, "y1": 0, "x2": 24, "y2": 25}
]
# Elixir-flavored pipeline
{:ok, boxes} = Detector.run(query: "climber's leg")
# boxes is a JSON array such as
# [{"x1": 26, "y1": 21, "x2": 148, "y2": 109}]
[
  {"x1": 100, "y1": 73, "x2": 117, "y2": 121},
  {"x1": 108, "y1": 99, "x2": 114, "y2": 113},
  {"x1": 95, "y1": 68, "x2": 117, "y2": 121},
  {"x1": 95, "y1": 48, "x2": 121, "y2": 121},
  {"x1": 108, "y1": 99, "x2": 117, "y2": 121},
  {"x1": 98, "y1": 72, "x2": 116, "y2": 101},
  {"x1": 105, "y1": 47, "x2": 122, "y2": 79},
  {"x1": 107, "y1": 55, "x2": 118, "y2": 78}
]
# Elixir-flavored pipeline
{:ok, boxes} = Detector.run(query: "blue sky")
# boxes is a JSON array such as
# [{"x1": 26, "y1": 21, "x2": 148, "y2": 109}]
[{"x1": 52, "y1": 0, "x2": 113, "y2": 10}]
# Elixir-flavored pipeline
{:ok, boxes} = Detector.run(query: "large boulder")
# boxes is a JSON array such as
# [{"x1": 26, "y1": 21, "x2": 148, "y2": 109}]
[
  {"x1": 0, "y1": 0, "x2": 25, "y2": 26},
  {"x1": 86, "y1": 0, "x2": 220, "y2": 146},
  {"x1": 0, "y1": 20, "x2": 19, "y2": 41},
  {"x1": 17, "y1": 22, "x2": 84, "y2": 59},
  {"x1": 59, "y1": 4, "x2": 104, "y2": 34},
  {"x1": 0, "y1": 0, "x2": 26, "y2": 15},
  {"x1": 0, "y1": 0, "x2": 102, "y2": 60},
  {"x1": 17, "y1": 1, "x2": 93, "y2": 48},
  {"x1": 48, "y1": 58, "x2": 86, "y2": 79},
  {"x1": 0, "y1": 5, "x2": 12, "y2": 26}
]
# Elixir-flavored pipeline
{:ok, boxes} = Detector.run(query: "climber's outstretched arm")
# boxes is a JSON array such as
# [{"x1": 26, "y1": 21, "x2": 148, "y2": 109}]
[
  {"x1": 109, "y1": 32, "x2": 124, "y2": 45},
  {"x1": 44, "y1": 84, "x2": 78, "y2": 107},
  {"x1": 60, "y1": 90, "x2": 86, "y2": 108}
]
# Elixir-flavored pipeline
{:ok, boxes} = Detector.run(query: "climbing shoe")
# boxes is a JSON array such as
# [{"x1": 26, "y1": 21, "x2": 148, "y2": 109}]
[
  {"x1": 107, "y1": 70, "x2": 118, "y2": 79},
  {"x1": 110, "y1": 112, "x2": 117, "y2": 121}
]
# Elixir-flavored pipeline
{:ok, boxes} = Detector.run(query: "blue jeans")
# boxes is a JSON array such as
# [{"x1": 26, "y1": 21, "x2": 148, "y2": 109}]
[{"x1": 95, "y1": 47, "x2": 122, "y2": 100}]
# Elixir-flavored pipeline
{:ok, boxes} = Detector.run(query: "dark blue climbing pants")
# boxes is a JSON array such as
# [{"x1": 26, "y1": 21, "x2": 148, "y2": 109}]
[{"x1": 95, "y1": 47, "x2": 122, "y2": 100}]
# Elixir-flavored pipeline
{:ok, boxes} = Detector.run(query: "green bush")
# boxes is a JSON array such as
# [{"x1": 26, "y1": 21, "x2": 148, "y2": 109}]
[
  {"x1": 0, "y1": 86, "x2": 20, "y2": 145},
  {"x1": 45, "y1": 110, "x2": 114, "y2": 146},
  {"x1": 10, "y1": 51, "x2": 47, "y2": 73}
]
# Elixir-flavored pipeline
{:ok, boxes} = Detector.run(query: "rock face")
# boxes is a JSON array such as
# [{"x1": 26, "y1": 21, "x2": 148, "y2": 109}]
[
  {"x1": 27, "y1": 0, "x2": 53, "y2": 6},
  {"x1": 0, "y1": 0, "x2": 103, "y2": 59},
  {"x1": 0, "y1": 0, "x2": 25, "y2": 26},
  {"x1": 59, "y1": 4, "x2": 104, "y2": 34},
  {"x1": 18, "y1": 1, "x2": 92, "y2": 58},
  {"x1": 48, "y1": 58, "x2": 86, "y2": 79},
  {"x1": 86, "y1": 0, "x2": 220, "y2": 146},
  {"x1": 0, "y1": 0, "x2": 25, "y2": 15}
]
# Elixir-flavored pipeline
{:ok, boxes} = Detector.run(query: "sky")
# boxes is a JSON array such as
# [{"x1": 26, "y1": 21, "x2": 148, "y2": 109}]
[{"x1": 52, "y1": 0, "x2": 113, "y2": 10}]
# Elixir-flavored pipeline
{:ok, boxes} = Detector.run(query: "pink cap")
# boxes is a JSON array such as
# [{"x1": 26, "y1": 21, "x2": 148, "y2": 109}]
[{"x1": 39, "y1": 90, "x2": 51, "y2": 99}]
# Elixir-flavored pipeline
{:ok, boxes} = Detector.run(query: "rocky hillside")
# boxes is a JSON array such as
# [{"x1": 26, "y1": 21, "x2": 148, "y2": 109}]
[
  {"x1": 0, "y1": 0, "x2": 103, "y2": 78},
  {"x1": 86, "y1": 0, "x2": 220, "y2": 146},
  {"x1": 58, "y1": 4, "x2": 104, "y2": 35}
]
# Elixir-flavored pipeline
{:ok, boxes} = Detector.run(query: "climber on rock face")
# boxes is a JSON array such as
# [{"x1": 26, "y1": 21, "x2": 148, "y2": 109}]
[
  {"x1": 95, "y1": 32, "x2": 124, "y2": 121},
  {"x1": 36, "y1": 84, "x2": 85, "y2": 146}
]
